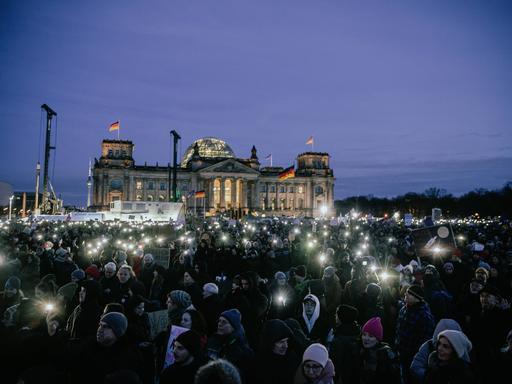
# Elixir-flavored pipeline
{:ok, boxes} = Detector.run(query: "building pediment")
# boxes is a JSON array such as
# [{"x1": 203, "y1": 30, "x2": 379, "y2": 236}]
[{"x1": 198, "y1": 159, "x2": 260, "y2": 176}]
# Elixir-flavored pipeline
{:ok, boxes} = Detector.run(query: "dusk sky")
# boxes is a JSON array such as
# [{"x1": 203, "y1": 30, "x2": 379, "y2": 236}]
[{"x1": 1, "y1": 0, "x2": 511, "y2": 206}]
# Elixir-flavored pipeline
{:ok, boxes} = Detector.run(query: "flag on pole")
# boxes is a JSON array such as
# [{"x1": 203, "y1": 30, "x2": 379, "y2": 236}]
[
  {"x1": 265, "y1": 154, "x2": 272, "y2": 160},
  {"x1": 187, "y1": 190, "x2": 195, "y2": 198},
  {"x1": 109, "y1": 121, "x2": 120, "y2": 132},
  {"x1": 278, "y1": 165, "x2": 295, "y2": 181},
  {"x1": 306, "y1": 136, "x2": 314, "y2": 145},
  {"x1": 195, "y1": 190, "x2": 206, "y2": 198}
]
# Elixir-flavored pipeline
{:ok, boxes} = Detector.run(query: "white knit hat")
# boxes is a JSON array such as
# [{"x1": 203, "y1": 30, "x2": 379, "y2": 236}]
[
  {"x1": 203, "y1": 283, "x2": 219, "y2": 295},
  {"x1": 302, "y1": 343, "x2": 329, "y2": 368}
]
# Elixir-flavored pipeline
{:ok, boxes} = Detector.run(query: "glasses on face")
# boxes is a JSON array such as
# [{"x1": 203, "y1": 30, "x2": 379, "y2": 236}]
[{"x1": 303, "y1": 363, "x2": 323, "y2": 371}]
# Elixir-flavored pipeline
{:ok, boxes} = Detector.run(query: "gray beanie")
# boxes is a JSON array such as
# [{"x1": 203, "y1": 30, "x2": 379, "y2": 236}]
[
  {"x1": 100, "y1": 312, "x2": 128, "y2": 338},
  {"x1": 274, "y1": 271, "x2": 286, "y2": 280},
  {"x1": 5, "y1": 276, "x2": 21, "y2": 290},
  {"x1": 170, "y1": 290, "x2": 192, "y2": 308},
  {"x1": 323, "y1": 266, "x2": 336, "y2": 279}
]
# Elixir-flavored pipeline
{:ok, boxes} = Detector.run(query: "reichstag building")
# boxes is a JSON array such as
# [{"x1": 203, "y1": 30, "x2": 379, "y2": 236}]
[{"x1": 92, "y1": 138, "x2": 334, "y2": 217}]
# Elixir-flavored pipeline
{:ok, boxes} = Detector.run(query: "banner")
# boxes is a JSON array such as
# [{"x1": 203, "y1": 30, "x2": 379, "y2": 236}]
[
  {"x1": 144, "y1": 247, "x2": 171, "y2": 268},
  {"x1": 411, "y1": 224, "x2": 456, "y2": 260}
]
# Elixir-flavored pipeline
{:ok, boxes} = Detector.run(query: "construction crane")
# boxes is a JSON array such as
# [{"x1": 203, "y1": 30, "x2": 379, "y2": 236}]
[
  {"x1": 169, "y1": 130, "x2": 181, "y2": 202},
  {"x1": 40, "y1": 104, "x2": 57, "y2": 214}
]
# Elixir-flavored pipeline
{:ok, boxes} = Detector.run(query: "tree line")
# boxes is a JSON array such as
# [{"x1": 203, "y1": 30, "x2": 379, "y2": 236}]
[{"x1": 334, "y1": 182, "x2": 512, "y2": 218}]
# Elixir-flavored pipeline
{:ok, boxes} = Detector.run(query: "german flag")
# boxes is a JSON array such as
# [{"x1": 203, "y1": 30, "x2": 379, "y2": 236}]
[
  {"x1": 109, "y1": 121, "x2": 120, "y2": 132},
  {"x1": 278, "y1": 165, "x2": 295, "y2": 181},
  {"x1": 195, "y1": 190, "x2": 206, "y2": 198}
]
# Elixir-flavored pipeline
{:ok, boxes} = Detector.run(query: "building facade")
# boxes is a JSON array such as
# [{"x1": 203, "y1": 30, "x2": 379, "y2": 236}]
[{"x1": 92, "y1": 137, "x2": 335, "y2": 217}]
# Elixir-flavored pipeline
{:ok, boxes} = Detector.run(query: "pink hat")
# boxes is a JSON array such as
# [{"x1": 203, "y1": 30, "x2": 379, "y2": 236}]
[{"x1": 362, "y1": 317, "x2": 383, "y2": 341}]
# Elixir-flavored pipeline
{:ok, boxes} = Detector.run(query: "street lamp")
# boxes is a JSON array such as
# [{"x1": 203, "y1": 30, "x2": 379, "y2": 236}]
[{"x1": 8, "y1": 195, "x2": 14, "y2": 220}]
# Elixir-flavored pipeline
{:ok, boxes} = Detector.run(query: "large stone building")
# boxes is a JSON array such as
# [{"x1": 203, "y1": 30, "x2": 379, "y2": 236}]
[{"x1": 92, "y1": 137, "x2": 334, "y2": 217}]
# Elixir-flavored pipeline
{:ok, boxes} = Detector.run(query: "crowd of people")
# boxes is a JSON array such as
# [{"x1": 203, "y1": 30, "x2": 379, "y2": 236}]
[{"x1": 0, "y1": 214, "x2": 511, "y2": 384}]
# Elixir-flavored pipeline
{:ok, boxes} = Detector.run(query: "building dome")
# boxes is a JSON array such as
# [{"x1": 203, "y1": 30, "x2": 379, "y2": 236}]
[{"x1": 181, "y1": 137, "x2": 235, "y2": 167}]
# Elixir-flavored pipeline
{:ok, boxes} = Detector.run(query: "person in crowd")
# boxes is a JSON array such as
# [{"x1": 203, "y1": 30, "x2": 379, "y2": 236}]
[
  {"x1": 251, "y1": 319, "x2": 300, "y2": 384},
  {"x1": 297, "y1": 294, "x2": 330, "y2": 344},
  {"x1": 53, "y1": 250, "x2": 78, "y2": 286},
  {"x1": 354, "y1": 317, "x2": 400, "y2": 384},
  {"x1": 167, "y1": 289, "x2": 193, "y2": 325},
  {"x1": 0, "y1": 276, "x2": 23, "y2": 317},
  {"x1": 179, "y1": 269, "x2": 203, "y2": 306},
  {"x1": 181, "y1": 308, "x2": 208, "y2": 347},
  {"x1": 125, "y1": 294, "x2": 151, "y2": 346},
  {"x1": 395, "y1": 285, "x2": 435, "y2": 381},
  {"x1": 359, "y1": 282, "x2": 384, "y2": 325},
  {"x1": 321, "y1": 266, "x2": 342, "y2": 325},
  {"x1": 294, "y1": 343, "x2": 335, "y2": 384},
  {"x1": 423, "y1": 330, "x2": 476, "y2": 384},
  {"x1": 85, "y1": 264, "x2": 101, "y2": 281},
  {"x1": 268, "y1": 271, "x2": 296, "y2": 320},
  {"x1": 330, "y1": 304, "x2": 360, "y2": 384},
  {"x1": 194, "y1": 358, "x2": 242, "y2": 384},
  {"x1": 56, "y1": 281, "x2": 77, "y2": 319},
  {"x1": 68, "y1": 312, "x2": 143, "y2": 383},
  {"x1": 198, "y1": 282, "x2": 223, "y2": 335},
  {"x1": 100, "y1": 261, "x2": 120, "y2": 305},
  {"x1": 160, "y1": 330, "x2": 207, "y2": 384},
  {"x1": 422, "y1": 265, "x2": 453, "y2": 322},
  {"x1": 206, "y1": 309, "x2": 254, "y2": 380},
  {"x1": 410, "y1": 318, "x2": 463, "y2": 383},
  {"x1": 148, "y1": 264, "x2": 167, "y2": 310},
  {"x1": 138, "y1": 253, "x2": 157, "y2": 293},
  {"x1": 116, "y1": 265, "x2": 146, "y2": 306},
  {"x1": 66, "y1": 279, "x2": 103, "y2": 339},
  {"x1": 70, "y1": 268, "x2": 85, "y2": 284}
]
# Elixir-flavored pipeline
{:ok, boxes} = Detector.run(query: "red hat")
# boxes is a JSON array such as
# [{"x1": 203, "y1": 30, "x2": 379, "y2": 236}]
[
  {"x1": 362, "y1": 317, "x2": 383, "y2": 341},
  {"x1": 85, "y1": 265, "x2": 101, "y2": 280}
]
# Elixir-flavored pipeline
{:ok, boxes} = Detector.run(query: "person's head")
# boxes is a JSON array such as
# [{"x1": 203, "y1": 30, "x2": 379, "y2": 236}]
[
  {"x1": 240, "y1": 277, "x2": 251, "y2": 291},
  {"x1": 97, "y1": 312, "x2": 128, "y2": 346},
  {"x1": 302, "y1": 343, "x2": 329, "y2": 381},
  {"x1": 303, "y1": 294, "x2": 320, "y2": 319},
  {"x1": 194, "y1": 359, "x2": 241, "y2": 384},
  {"x1": 479, "y1": 285, "x2": 501, "y2": 310},
  {"x1": 117, "y1": 266, "x2": 134, "y2": 284},
  {"x1": 202, "y1": 283, "x2": 219, "y2": 299},
  {"x1": 104, "y1": 262, "x2": 117, "y2": 278},
  {"x1": 443, "y1": 262, "x2": 454, "y2": 275},
  {"x1": 361, "y1": 317, "x2": 383, "y2": 349},
  {"x1": 217, "y1": 309, "x2": 242, "y2": 338},
  {"x1": 475, "y1": 267, "x2": 490, "y2": 283},
  {"x1": 183, "y1": 270, "x2": 196, "y2": 285},
  {"x1": 181, "y1": 309, "x2": 207, "y2": 334},
  {"x1": 469, "y1": 278, "x2": 485, "y2": 294},
  {"x1": 85, "y1": 264, "x2": 101, "y2": 280},
  {"x1": 143, "y1": 254, "x2": 154, "y2": 267},
  {"x1": 57, "y1": 282, "x2": 77, "y2": 304},
  {"x1": 274, "y1": 271, "x2": 287, "y2": 286},
  {"x1": 78, "y1": 280, "x2": 101, "y2": 305},
  {"x1": 167, "y1": 290, "x2": 192, "y2": 311},
  {"x1": 260, "y1": 319, "x2": 293, "y2": 356},
  {"x1": 322, "y1": 266, "x2": 336, "y2": 280},
  {"x1": 336, "y1": 304, "x2": 359, "y2": 326},
  {"x1": 173, "y1": 330, "x2": 201, "y2": 364},
  {"x1": 127, "y1": 295, "x2": 145, "y2": 317},
  {"x1": 4, "y1": 276, "x2": 21, "y2": 297},
  {"x1": 103, "y1": 302, "x2": 125, "y2": 315},
  {"x1": 70, "y1": 269, "x2": 86, "y2": 283},
  {"x1": 405, "y1": 285, "x2": 424, "y2": 307},
  {"x1": 436, "y1": 330, "x2": 472, "y2": 363}
]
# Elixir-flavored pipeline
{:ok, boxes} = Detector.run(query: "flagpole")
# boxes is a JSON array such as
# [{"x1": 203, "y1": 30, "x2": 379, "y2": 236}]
[
  {"x1": 117, "y1": 121, "x2": 120, "y2": 140},
  {"x1": 203, "y1": 197, "x2": 206, "y2": 219},
  {"x1": 270, "y1": 155, "x2": 273, "y2": 167}
]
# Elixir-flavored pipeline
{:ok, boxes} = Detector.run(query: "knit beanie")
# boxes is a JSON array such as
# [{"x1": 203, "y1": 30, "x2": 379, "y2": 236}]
[
  {"x1": 100, "y1": 312, "x2": 128, "y2": 338},
  {"x1": 170, "y1": 290, "x2": 192, "y2": 309},
  {"x1": 302, "y1": 343, "x2": 329, "y2": 368},
  {"x1": 407, "y1": 285, "x2": 424, "y2": 301},
  {"x1": 71, "y1": 269, "x2": 86, "y2": 281},
  {"x1": 437, "y1": 330, "x2": 472, "y2": 363},
  {"x1": 336, "y1": 304, "x2": 359, "y2": 324},
  {"x1": 85, "y1": 265, "x2": 101, "y2": 280},
  {"x1": 175, "y1": 330, "x2": 202, "y2": 356},
  {"x1": 362, "y1": 317, "x2": 383, "y2": 341},
  {"x1": 443, "y1": 262, "x2": 454, "y2": 271},
  {"x1": 220, "y1": 309, "x2": 242, "y2": 331},
  {"x1": 5, "y1": 276, "x2": 21, "y2": 290},
  {"x1": 104, "y1": 262, "x2": 117, "y2": 272},
  {"x1": 366, "y1": 283, "x2": 382, "y2": 298},
  {"x1": 323, "y1": 266, "x2": 336, "y2": 279},
  {"x1": 274, "y1": 271, "x2": 287, "y2": 281},
  {"x1": 203, "y1": 283, "x2": 219, "y2": 295},
  {"x1": 57, "y1": 282, "x2": 77, "y2": 302},
  {"x1": 194, "y1": 359, "x2": 241, "y2": 384}
]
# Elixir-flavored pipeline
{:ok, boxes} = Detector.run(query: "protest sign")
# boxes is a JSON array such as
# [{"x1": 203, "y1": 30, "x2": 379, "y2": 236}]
[
  {"x1": 411, "y1": 224, "x2": 456, "y2": 260},
  {"x1": 144, "y1": 247, "x2": 171, "y2": 268},
  {"x1": 163, "y1": 325, "x2": 188, "y2": 369},
  {"x1": 404, "y1": 213, "x2": 413, "y2": 227},
  {"x1": 147, "y1": 309, "x2": 169, "y2": 341}
]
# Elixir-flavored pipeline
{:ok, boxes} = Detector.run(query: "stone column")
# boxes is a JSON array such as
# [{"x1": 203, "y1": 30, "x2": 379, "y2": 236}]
[
  {"x1": 97, "y1": 174, "x2": 103, "y2": 206},
  {"x1": 103, "y1": 174, "x2": 109, "y2": 205},
  {"x1": 232, "y1": 178, "x2": 238, "y2": 208},
  {"x1": 242, "y1": 180, "x2": 248, "y2": 209},
  {"x1": 275, "y1": 182, "x2": 280, "y2": 210},
  {"x1": 220, "y1": 178, "x2": 225, "y2": 209}
]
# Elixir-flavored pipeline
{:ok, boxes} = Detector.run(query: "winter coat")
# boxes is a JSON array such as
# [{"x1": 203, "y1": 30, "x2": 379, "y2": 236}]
[
  {"x1": 330, "y1": 322, "x2": 360, "y2": 384},
  {"x1": 160, "y1": 356, "x2": 207, "y2": 384},
  {"x1": 355, "y1": 342, "x2": 401, "y2": 384},
  {"x1": 395, "y1": 301, "x2": 435, "y2": 367},
  {"x1": 424, "y1": 352, "x2": 477, "y2": 384},
  {"x1": 99, "y1": 275, "x2": 120, "y2": 305},
  {"x1": 66, "y1": 281, "x2": 103, "y2": 340},
  {"x1": 198, "y1": 294, "x2": 223, "y2": 336},
  {"x1": 206, "y1": 333, "x2": 254, "y2": 379}
]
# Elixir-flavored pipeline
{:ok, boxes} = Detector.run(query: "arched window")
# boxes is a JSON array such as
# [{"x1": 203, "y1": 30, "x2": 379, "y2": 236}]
[
  {"x1": 147, "y1": 195, "x2": 154, "y2": 201},
  {"x1": 315, "y1": 186, "x2": 324, "y2": 196},
  {"x1": 110, "y1": 179, "x2": 123, "y2": 191},
  {"x1": 158, "y1": 195, "x2": 166, "y2": 202},
  {"x1": 136, "y1": 195, "x2": 142, "y2": 201}
]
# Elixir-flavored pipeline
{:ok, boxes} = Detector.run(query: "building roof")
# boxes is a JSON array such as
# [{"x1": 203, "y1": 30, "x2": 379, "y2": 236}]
[{"x1": 181, "y1": 137, "x2": 235, "y2": 167}]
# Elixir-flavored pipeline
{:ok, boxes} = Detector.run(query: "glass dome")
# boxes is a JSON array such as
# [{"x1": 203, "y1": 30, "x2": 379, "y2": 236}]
[{"x1": 181, "y1": 137, "x2": 235, "y2": 167}]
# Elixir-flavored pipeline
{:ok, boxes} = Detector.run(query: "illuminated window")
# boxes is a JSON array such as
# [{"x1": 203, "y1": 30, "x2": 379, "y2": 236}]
[
  {"x1": 260, "y1": 185, "x2": 267, "y2": 193},
  {"x1": 136, "y1": 181, "x2": 142, "y2": 190},
  {"x1": 288, "y1": 186, "x2": 294, "y2": 193},
  {"x1": 279, "y1": 186, "x2": 285, "y2": 193},
  {"x1": 298, "y1": 186, "x2": 303, "y2": 194},
  {"x1": 270, "y1": 185, "x2": 276, "y2": 193}
]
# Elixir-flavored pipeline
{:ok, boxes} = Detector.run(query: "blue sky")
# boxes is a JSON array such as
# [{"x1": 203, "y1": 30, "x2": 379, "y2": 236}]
[{"x1": 1, "y1": 0, "x2": 511, "y2": 205}]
